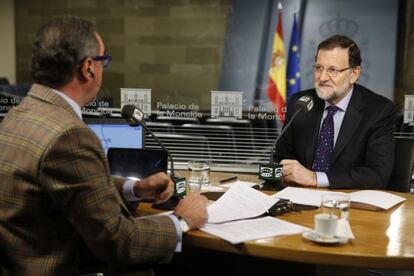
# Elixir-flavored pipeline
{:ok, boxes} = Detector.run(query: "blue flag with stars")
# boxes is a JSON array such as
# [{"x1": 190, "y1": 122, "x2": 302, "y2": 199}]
[{"x1": 286, "y1": 14, "x2": 300, "y2": 100}]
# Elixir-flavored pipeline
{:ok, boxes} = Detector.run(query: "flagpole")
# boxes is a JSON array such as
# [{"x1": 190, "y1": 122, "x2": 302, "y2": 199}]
[{"x1": 287, "y1": 11, "x2": 301, "y2": 100}]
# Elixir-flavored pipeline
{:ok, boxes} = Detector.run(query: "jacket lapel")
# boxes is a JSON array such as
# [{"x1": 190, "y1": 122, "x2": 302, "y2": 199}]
[
  {"x1": 304, "y1": 95, "x2": 325, "y2": 168},
  {"x1": 330, "y1": 85, "x2": 364, "y2": 165}
]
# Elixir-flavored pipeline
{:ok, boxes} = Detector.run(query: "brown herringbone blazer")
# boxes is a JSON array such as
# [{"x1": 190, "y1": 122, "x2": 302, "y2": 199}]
[{"x1": 0, "y1": 84, "x2": 177, "y2": 275}]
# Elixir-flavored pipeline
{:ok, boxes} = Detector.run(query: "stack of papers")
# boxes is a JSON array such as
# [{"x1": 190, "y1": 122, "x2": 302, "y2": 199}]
[
  {"x1": 197, "y1": 185, "x2": 405, "y2": 244},
  {"x1": 202, "y1": 216, "x2": 308, "y2": 244},
  {"x1": 207, "y1": 182, "x2": 278, "y2": 223},
  {"x1": 201, "y1": 183, "x2": 309, "y2": 244}
]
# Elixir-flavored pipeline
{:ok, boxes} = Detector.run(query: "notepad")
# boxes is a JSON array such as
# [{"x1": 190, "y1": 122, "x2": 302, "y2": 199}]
[
  {"x1": 347, "y1": 190, "x2": 406, "y2": 211},
  {"x1": 275, "y1": 187, "x2": 406, "y2": 211}
]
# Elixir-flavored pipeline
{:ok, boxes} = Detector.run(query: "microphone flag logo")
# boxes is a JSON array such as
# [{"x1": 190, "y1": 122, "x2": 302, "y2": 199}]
[
  {"x1": 259, "y1": 163, "x2": 283, "y2": 182},
  {"x1": 174, "y1": 177, "x2": 186, "y2": 198}
]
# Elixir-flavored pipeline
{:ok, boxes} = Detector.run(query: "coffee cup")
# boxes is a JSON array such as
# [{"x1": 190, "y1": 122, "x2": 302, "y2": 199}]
[{"x1": 314, "y1": 213, "x2": 338, "y2": 239}]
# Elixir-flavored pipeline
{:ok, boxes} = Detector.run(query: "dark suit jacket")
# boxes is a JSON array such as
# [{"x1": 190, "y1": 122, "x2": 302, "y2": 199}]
[
  {"x1": 0, "y1": 84, "x2": 178, "y2": 275},
  {"x1": 275, "y1": 83, "x2": 397, "y2": 189}
]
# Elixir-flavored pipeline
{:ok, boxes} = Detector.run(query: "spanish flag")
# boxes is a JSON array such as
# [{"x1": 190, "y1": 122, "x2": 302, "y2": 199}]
[{"x1": 267, "y1": 3, "x2": 286, "y2": 123}]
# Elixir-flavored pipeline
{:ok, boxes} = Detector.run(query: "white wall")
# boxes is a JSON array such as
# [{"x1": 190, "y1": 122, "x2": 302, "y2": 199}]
[{"x1": 0, "y1": 0, "x2": 15, "y2": 84}]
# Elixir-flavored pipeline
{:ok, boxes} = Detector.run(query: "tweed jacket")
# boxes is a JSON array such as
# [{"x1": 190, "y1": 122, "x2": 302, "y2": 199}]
[{"x1": 0, "y1": 84, "x2": 178, "y2": 275}]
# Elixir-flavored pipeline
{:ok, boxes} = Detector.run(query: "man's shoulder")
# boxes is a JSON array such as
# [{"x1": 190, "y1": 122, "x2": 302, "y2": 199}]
[
  {"x1": 354, "y1": 84, "x2": 394, "y2": 107},
  {"x1": 8, "y1": 94, "x2": 90, "y2": 144},
  {"x1": 23, "y1": 99, "x2": 84, "y2": 132}
]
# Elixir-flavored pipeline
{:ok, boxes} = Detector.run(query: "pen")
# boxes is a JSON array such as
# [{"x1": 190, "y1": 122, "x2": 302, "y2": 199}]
[
  {"x1": 219, "y1": 176, "x2": 238, "y2": 184},
  {"x1": 252, "y1": 183, "x2": 264, "y2": 190}
]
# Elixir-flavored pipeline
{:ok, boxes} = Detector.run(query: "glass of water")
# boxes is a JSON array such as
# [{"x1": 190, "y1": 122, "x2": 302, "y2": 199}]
[
  {"x1": 187, "y1": 160, "x2": 210, "y2": 194},
  {"x1": 321, "y1": 193, "x2": 350, "y2": 221}
]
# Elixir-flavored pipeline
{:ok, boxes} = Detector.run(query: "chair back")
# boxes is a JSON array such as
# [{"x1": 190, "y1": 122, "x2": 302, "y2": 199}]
[
  {"x1": 0, "y1": 77, "x2": 9, "y2": 85},
  {"x1": 388, "y1": 136, "x2": 414, "y2": 192}
]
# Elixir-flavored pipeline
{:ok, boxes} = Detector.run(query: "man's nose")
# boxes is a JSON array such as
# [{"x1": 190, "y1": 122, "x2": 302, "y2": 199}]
[{"x1": 318, "y1": 69, "x2": 330, "y2": 81}]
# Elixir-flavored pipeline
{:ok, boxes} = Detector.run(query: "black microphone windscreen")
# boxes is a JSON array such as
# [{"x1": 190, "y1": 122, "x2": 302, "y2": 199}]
[
  {"x1": 121, "y1": 105, "x2": 137, "y2": 119},
  {"x1": 295, "y1": 95, "x2": 314, "y2": 112}
]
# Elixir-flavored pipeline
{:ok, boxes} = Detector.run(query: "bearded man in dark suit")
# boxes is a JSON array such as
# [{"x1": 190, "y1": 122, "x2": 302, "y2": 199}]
[{"x1": 275, "y1": 34, "x2": 396, "y2": 189}]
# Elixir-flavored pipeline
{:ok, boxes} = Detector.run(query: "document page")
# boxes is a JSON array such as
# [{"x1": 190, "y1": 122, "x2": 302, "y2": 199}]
[
  {"x1": 276, "y1": 187, "x2": 406, "y2": 211},
  {"x1": 220, "y1": 180, "x2": 259, "y2": 188},
  {"x1": 275, "y1": 187, "x2": 343, "y2": 207},
  {"x1": 207, "y1": 183, "x2": 279, "y2": 223},
  {"x1": 202, "y1": 216, "x2": 309, "y2": 244},
  {"x1": 349, "y1": 190, "x2": 406, "y2": 210}
]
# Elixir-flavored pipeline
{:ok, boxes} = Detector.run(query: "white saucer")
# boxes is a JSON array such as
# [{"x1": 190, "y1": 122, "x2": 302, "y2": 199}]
[{"x1": 302, "y1": 230, "x2": 347, "y2": 244}]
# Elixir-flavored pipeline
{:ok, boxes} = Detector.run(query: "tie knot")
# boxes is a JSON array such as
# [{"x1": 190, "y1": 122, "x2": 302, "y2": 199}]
[{"x1": 326, "y1": 105, "x2": 340, "y2": 116}]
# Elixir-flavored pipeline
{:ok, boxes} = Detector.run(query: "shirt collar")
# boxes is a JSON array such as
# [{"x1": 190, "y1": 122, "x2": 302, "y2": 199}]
[
  {"x1": 324, "y1": 86, "x2": 353, "y2": 112},
  {"x1": 52, "y1": 89, "x2": 83, "y2": 119}
]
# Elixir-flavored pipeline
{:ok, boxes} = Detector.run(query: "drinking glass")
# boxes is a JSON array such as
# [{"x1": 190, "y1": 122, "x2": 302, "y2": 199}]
[
  {"x1": 187, "y1": 160, "x2": 210, "y2": 194},
  {"x1": 321, "y1": 193, "x2": 351, "y2": 221}
]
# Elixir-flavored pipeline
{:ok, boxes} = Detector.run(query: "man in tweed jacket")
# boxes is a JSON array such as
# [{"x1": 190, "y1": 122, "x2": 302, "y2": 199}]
[{"x1": 0, "y1": 16, "x2": 208, "y2": 275}]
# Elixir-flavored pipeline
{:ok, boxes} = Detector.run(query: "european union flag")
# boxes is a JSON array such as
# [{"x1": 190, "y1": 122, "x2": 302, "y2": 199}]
[{"x1": 286, "y1": 14, "x2": 301, "y2": 100}]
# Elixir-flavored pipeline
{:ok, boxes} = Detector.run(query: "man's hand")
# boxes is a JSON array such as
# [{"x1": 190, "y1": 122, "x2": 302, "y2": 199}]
[
  {"x1": 280, "y1": 159, "x2": 317, "y2": 187},
  {"x1": 133, "y1": 172, "x2": 174, "y2": 204},
  {"x1": 174, "y1": 194, "x2": 208, "y2": 230}
]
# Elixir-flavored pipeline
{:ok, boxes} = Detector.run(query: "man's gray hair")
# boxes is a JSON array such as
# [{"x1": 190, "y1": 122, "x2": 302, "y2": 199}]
[{"x1": 31, "y1": 15, "x2": 99, "y2": 88}]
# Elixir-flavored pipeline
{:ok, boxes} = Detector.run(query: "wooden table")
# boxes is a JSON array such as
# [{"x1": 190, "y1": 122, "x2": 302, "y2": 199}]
[{"x1": 139, "y1": 171, "x2": 414, "y2": 270}]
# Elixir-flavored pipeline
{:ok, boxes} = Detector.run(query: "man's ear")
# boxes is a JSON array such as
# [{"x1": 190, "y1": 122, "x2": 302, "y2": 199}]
[
  {"x1": 80, "y1": 58, "x2": 94, "y2": 79},
  {"x1": 350, "y1": 66, "x2": 361, "y2": 84}
]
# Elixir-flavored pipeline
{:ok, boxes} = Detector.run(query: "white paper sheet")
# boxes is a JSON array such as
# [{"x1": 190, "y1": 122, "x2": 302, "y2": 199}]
[
  {"x1": 349, "y1": 190, "x2": 406, "y2": 210},
  {"x1": 336, "y1": 218, "x2": 355, "y2": 239},
  {"x1": 275, "y1": 187, "x2": 406, "y2": 210},
  {"x1": 207, "y1": 183, "x2": 279, "y2": 223},
  {"x1": 202, "y1": 216, "x2": 309, "y2": 244},
  {"x1": 275, "y1": 187, "x2": 345, "y2": 207},
  {"x1": 220, "y1": 180, "x2": 259, "y2": 188}
]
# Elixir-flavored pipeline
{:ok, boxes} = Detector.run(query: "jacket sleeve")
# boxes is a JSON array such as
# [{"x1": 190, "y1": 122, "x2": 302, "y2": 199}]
[
  {"x1": 111, "y1": 175, "x2": 139, "y2": 213},
  {"x1": 39, "y1": 126, "x2": 177, "y2": 268},
  {"x1": 328, "y1": 101, "x2": 397, "y2": 189}
]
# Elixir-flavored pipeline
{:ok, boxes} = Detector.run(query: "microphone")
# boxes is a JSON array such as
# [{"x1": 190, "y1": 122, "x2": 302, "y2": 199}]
[
  {"x1": 121, "y1": 105, "x2": 186, "y2": 202},
  {"x1": 259, "y1": 95, "x2": 314, "y2": 190}
]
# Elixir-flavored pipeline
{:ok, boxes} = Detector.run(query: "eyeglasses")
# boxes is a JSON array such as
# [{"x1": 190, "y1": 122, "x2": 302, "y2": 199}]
[
  {"x1": 313, "y1": 64, "x2": 352, "y2": 77},
  {"x1": 79, "y1": 54, "x2": 112, "y2": 68},
  {"x1": 91, "y1": 54, "x2": 112, "y2": 68}
]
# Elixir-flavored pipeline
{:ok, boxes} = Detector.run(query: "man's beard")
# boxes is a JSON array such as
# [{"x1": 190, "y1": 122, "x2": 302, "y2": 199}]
[{"x1": 315, "y1": 79, "x2": 351, "y2": 103}]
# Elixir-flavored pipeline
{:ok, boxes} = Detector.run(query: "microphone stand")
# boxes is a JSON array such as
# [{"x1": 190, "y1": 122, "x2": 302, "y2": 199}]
[
  {"x1": 259, "y1": 108, "x2": 302, "y2": 191},
  {"x1": 140, "y1": 123, "x2": 187, "y2": 205},
  {"x1": 121, "y1": 105, "x2": 186, "y2": 209},
  {"x1": 142, "y1": 124, "x2": 176, "y2": 180},
  {"x1": 269, "y1": 109, "x2": 302, "y2": 164}
]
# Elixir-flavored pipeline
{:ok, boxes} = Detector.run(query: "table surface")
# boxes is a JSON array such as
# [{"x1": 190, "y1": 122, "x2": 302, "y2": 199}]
[{"x1": 137, "y1": 171, "x2": 414, "y2": 270}]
